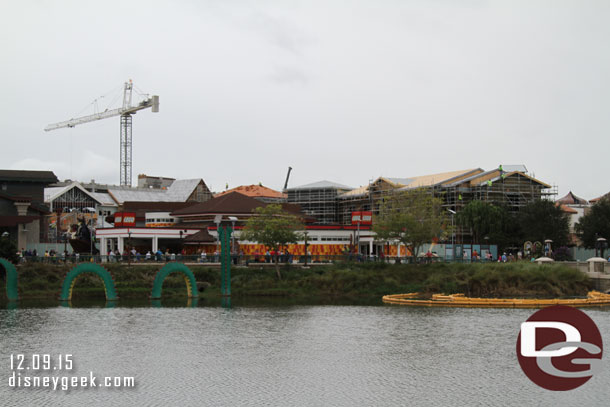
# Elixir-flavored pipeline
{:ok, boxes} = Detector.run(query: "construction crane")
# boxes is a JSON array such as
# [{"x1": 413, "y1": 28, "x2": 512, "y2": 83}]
[
  {"x1": 283, "y1": 166, "x2": 292, "y2": 190},
  {"x1": 45, "y1": 80, "x2": 159, "y2": 187}
]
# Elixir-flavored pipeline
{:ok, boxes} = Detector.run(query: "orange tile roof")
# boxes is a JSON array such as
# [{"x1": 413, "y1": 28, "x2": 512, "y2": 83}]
[
  {"x1": 557, "y1": 203, "x2": 578, "y2": 214},
  {"x1": 214, "y1": 185, "x2": 286, "y2": 199},
  {"x1": 590, "y1": 192, "x2": 610, "y2": 204}
]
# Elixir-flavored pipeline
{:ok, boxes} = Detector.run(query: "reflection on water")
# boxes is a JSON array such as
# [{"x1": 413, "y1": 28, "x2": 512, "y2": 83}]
[
  {"x1": 1, "y1": 301, "x2": 609, "y2": 406},
  {"x1": 1, "y1": 294, "x2": 382, "y2": 310},
  {"x1": 221, "y1": 296, "x2": 231, "y2": 309},
  {"x1": 151, "y1": 298, "x2": 198, "y2": 308}
]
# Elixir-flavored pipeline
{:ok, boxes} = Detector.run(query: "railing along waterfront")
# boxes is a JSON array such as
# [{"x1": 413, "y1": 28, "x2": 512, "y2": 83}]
[{"x1": 16, "y1": 254, "x2": 513, "y2": 266}]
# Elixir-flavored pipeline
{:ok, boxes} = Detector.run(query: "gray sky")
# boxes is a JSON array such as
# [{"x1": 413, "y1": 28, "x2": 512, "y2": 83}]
[{"x1": 2, "y1": 1, "x2": 609, "y2": 199}]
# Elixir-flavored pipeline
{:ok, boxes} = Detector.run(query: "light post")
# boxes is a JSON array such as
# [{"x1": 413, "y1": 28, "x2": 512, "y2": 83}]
[
  {"x1": 128, "y1": 229, "x2": 132, "y2": 265},
  {"x1": 55, "y1": 208, "x2": 62, "y2": 244},
  {"x1": 63, "y1": 232, "x2": 68, "y2": 258},
  {"x1": 179, "y1": 229, "x2": 187, "y2": 260},
  {"x1": 596, "y1": 237, "x2": 607, "y2": 258},
  {"x1": 447, "y1": 209, "x2": 456, "y2": 261},
  {"x1": 544, "y1": 239, "x2": 553, "y2": 258},
  {"x1": 214, "y1": 215, "x2": 222, "y2": 263},
  {"x1": 356, "y1": 215, "x2": 362, "y2": 259},
  {"x1": 179, "y1": 230, "x2": 183, "y2": 258},
  {"x1": 303, "y1": 231, "x2": 309, "y2": 267},
  {"x1": 229, "y1": 217, "x2": 238, "y2": 264}
]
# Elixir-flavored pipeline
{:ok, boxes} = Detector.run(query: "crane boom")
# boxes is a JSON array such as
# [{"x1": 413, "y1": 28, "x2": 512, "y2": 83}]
[
  {"x1": 43, "y1": 81, "x2": 159, "y2": 186},
  {"x1": 283, "y1": 166, "x2": 292, "y2": 190},
  {"x1": 44, "y1": 99, "x2": 155, "y2": 131}
]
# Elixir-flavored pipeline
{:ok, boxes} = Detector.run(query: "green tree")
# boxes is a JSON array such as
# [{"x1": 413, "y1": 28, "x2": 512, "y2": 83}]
[
  {"x1": 518, "y1": 200, "x2": 570, "y2": 248},
  {"x1": 575, "y1": 198, "x2": 610, "y2": 249},
  {"x1": 456, "y1": 200, "x2": 505, "y2": 243},
  {"x1": 0, "y1": 233, "x2": 18, "y2": 263},
  {"x1": 373, "y1": 188, "x2": 449, "y2": 261},
  {"x1": 241, "y1": 204, "x2": 304, "y2": 279},
  {"x1": 489, "y1": 207, "x2": 521, "y2": 253}
]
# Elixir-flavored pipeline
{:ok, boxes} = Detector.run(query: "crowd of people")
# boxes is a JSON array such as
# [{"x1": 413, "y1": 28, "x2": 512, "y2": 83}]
[
  {"x1": 16, "y1": 248, "x2": 81, "y2": 263},
  {"x1": 13, "y1": 246, "x2": 566, "y2": 265}
]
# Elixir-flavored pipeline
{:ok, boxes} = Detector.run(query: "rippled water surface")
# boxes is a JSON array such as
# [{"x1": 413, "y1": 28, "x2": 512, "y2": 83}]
[{"x1": 1, "y1": 303, "x2": 609, "y2": 406}]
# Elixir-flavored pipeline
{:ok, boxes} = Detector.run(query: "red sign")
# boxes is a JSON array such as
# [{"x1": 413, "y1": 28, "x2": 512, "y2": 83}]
[
  {"x1": 351, "y1": 211, "x2": 372, "y2": 225},
  {"x1": 122, "y1": 212, "x2": 136, "y2": 227},
  {"x1": 114, "y1": 212, "x2": 136, "y2": 227}
]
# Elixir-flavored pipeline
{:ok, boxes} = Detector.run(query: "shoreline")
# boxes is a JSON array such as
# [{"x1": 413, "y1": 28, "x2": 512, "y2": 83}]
[{"x1": 1, "y1": 261, "x2": 594, "y2": 303}]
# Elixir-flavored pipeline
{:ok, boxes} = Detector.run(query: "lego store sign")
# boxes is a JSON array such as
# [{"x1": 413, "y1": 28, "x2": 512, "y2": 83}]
[
  {"x1": 351, "y1": 211, "x2": 372, "y2": 225},
  {"x1": 114, "y1": 212, "x2": 136, "y2": 227}
]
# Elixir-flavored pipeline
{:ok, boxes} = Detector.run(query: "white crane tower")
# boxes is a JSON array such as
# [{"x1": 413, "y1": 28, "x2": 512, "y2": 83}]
[{"x1": 45, "y1": 80, "x2": 159, "y2": 187}]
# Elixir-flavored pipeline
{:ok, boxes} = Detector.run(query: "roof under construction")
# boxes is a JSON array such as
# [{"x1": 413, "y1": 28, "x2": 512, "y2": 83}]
[
  {"x1": 306, "y1": 165, "x2": 557, "y2": 226},
  {"x1": 287, "y1": 180, "x2": 353, "y2": 191}
]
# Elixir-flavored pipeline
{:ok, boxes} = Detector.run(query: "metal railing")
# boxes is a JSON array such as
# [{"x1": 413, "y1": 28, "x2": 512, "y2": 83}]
[{"x1": 16, "y1": 254, "x2": 503, "y2": 266}]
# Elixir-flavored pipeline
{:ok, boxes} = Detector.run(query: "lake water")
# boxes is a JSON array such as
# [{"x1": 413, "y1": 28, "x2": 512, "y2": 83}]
[{"x1": 0, "y1": 301, "x2": 609, "y2": 406}]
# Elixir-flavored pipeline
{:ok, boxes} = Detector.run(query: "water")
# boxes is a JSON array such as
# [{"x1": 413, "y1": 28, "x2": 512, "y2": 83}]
[{"x1": 0, "y1": 302, "x2": 609, "y2": 406}]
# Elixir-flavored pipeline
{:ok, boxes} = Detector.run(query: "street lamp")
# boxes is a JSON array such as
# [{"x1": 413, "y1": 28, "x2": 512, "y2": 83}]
[
  {"x1": 544, "y1": 239, "x2": 553, "y2": 258},
  {"x1": 356, "y1": 218, "x2": 362, "y2": 260},
  {"x1": 214, "y1": 215, "x2": 222, "y2": 263},
  {"x1": 447, "y1": 209, "x2": 456, "y2": 261},
  {"x1": 89, "y1": 222, "x2": 94, "y2": 257},
  {"x1": 228, "y1": 216, "x2": 238, "y2": 264},
  {"x1": 303, "y1": 231, "x2": 309, "y2": 267},
  {"x1": 179, "y1": 229, "x2": 187, "y2": 260},
  {"x1": 63, "y1": 232, "x2": 68, "y2": 257},
  {"x1": 127, "y1": 229, "x2": 132, "y2": 265},
  {"x1": 596, "y1": 237, "x2": 607, "y2": 258}
]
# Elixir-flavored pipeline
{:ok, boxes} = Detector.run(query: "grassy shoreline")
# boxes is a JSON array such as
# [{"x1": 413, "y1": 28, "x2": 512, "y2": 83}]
[{"x1": 1, "y1": 261, "x2": 592, "y2": 303}]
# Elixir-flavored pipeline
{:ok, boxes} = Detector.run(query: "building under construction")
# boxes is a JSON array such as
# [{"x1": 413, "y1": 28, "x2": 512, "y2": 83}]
[
  {"x1": 285, "y1": 180, "x2": 353, "y2": 225},
  {"x1": 288, "y1": 166, "x2": 556, "y2": 226}
]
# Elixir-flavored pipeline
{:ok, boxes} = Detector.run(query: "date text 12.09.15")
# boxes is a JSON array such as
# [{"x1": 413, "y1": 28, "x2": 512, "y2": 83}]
[{"x1": 10, "y1": 354, "x2": 73, "y2": 371}]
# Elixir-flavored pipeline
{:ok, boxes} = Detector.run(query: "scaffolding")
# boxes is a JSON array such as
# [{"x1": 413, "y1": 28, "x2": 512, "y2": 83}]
[
  {"x1": 442, "y1": 171, "x2": 557, "y2": 214},
  {"x1": 337, "y1": 170, "x2": 557, "y2": 227},
  {"x1": 288, "y1": 170, "x2": 557, "y2": 230},
  {"x1": 287, "y1": 185, "x2": 351, "y2": 225},
  {"x1": 50, "y1": 187, "x2": 99, "y2": 212}
]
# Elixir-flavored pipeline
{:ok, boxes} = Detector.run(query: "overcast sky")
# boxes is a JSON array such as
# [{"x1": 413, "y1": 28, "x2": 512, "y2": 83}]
[{"x1": 1, "y1": 1, "x2": 609, "y2": 199}]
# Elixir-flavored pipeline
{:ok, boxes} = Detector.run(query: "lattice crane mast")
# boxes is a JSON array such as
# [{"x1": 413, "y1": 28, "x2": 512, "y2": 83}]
[{"x1": 44, "y1": 80, "x2": 159, "y2": 187}]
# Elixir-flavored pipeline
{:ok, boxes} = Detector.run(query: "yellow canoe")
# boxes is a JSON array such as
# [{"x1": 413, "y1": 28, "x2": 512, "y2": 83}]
[{"x1": 382, "y1": 291, "x2": 610, "y2": 308}]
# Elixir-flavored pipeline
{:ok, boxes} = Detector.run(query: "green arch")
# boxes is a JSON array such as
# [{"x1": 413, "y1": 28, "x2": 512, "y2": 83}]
[
  {"x1": 151, "y1": 262, "x2": 198, "y2": 299},
  {"x1": 0, "y1": 258, "x2": 18, "y2": 301},
  {"x1": 60, "y1": 263, "x2": 118, "y2": 301}
]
